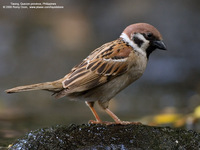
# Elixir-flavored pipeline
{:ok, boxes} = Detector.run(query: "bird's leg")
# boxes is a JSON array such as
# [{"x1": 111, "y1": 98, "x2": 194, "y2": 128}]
[
  {"x1": 105, "y1": 108, "x2": 142, "y2": 125},
  {"x1": 85, "y1": 101, "x2": 102, "y2": 124},
  {"x1": 104, "y1": 108, "x2": 122, "y2": 123},
  {"x1": 98, "y1": 101, "x2": 141, "y2": 125}
]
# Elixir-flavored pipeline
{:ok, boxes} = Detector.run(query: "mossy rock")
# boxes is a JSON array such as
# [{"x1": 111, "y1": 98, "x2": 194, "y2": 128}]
[{"x1": 9, "y1": 124, "x2": 200, "y2": 149}]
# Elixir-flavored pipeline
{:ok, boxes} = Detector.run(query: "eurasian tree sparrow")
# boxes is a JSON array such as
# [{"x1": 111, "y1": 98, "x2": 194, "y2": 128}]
[{"x1": 6, "y1": 23, "x2": 166, "y2": 124}]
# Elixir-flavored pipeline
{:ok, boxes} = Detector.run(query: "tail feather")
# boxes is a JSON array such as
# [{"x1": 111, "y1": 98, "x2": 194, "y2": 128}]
[{"x1": 5, "y1": 79, "x2": 63, "y2": 94}]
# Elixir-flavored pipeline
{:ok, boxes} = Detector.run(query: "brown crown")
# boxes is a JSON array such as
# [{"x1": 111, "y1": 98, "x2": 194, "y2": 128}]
[{"x1": 122, "y1": 23, "x2": 163, "y2": 40}]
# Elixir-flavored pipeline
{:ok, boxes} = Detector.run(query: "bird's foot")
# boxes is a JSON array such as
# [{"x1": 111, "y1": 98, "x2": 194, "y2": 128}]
[
  {"x1": 88, "y1": 120, "x2": 116, "y2": 125},
  {"x1": 115, "y1": 121, "x2": 142, "y2": 125},
  {"x1": 88, "y1": 120, "x2": 142, "y2": 125}
]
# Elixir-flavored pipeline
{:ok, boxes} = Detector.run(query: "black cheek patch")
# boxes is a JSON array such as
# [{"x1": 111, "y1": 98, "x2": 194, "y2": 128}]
[{"x1": 133, "y1": 37, "x2": 144, "y2": 47}]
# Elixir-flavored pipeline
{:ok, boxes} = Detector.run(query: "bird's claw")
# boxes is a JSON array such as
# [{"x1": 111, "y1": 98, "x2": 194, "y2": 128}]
[{"x1": 88, "y1": 120, "x2": 142, "y2": 125}]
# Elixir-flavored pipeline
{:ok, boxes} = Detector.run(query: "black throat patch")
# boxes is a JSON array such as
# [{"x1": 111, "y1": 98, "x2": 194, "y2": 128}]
[{"x1": 146, "y1": 46, "x2": 156, "y2": 59}]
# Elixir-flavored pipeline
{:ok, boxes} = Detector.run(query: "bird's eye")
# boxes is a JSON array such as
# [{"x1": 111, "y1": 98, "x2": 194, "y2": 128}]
[{"x1": 146, "y1": 33, "x2": 153, "y2": 38}]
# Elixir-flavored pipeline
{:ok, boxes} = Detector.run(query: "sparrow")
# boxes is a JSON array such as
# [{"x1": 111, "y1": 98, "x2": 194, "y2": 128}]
[{"x1": 6, "y1": 23, "x2": 166, "y2": 124}]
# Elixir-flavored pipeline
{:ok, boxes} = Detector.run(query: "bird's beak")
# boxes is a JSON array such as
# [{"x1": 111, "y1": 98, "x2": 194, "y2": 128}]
[{"x1": 152, "y1": 40, "x2": 167, "y2": 50}]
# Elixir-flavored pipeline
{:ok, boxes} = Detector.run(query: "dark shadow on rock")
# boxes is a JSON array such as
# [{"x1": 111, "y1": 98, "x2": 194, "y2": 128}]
[{"x1": 9, "y1": 124, "x2": 200, "y2": 149}]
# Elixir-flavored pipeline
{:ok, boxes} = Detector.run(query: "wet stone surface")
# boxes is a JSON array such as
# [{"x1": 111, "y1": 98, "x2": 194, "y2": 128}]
[{"x1": 10, "y1": 124, "x2": 200, "y2": 149}]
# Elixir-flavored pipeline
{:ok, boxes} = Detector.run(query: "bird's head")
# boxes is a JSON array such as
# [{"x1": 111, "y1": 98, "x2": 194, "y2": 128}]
[{"x1": 120, "y1": 23, "x2": 167, "y2": 58}]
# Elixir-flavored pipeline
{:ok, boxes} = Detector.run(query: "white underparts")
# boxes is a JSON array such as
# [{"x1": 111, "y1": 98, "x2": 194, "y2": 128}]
[{"x1": 120, "y1": 33, "x2": 148, "y2": 56}]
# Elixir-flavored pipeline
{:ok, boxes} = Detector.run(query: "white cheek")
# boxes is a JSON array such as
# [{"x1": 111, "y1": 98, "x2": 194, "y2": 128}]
[
  {"x1": 134, "y1": 33, "x2": 150, "y2": 50},
  {"x1": 120, "y1": 33, "x2": 146, "y2": 56}
]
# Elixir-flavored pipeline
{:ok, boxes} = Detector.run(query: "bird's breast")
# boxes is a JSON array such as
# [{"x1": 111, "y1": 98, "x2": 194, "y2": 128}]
[
  {"x1": 128, "y1": 54, "x2": 147, "y2": 82},
  {"x1": 93, "y1": 55, "x2": 148, "y2": 102}
]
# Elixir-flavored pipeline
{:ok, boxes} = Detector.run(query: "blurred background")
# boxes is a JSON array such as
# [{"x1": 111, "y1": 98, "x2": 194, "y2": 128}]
[{"x1": 1, "y1": 0, "x2": 200, "y2": 147}]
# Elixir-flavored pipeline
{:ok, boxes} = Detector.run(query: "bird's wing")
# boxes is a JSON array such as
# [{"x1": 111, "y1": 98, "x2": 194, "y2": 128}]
[{"x1": 62, "y1": 39, "x2": 133, "y2": 93}]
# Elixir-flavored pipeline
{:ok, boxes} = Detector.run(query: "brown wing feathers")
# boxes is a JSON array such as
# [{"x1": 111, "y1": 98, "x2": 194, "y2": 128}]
[
  {"x1": 61, "y1": 39, "x2": 132, "y2": 93},
  {"x1": 6, "y1": 38, "x2": 133, "y2": 99}
]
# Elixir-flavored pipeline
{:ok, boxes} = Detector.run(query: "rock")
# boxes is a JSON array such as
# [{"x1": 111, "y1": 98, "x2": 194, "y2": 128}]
[{"x1": 9, "y1": 124, "x2": 200, "y2": 149}]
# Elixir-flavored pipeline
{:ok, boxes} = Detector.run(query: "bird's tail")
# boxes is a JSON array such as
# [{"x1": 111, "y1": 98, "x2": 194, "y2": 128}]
[{"x1": 5, "y1": 79, "x2": 63, "y2": 94}]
